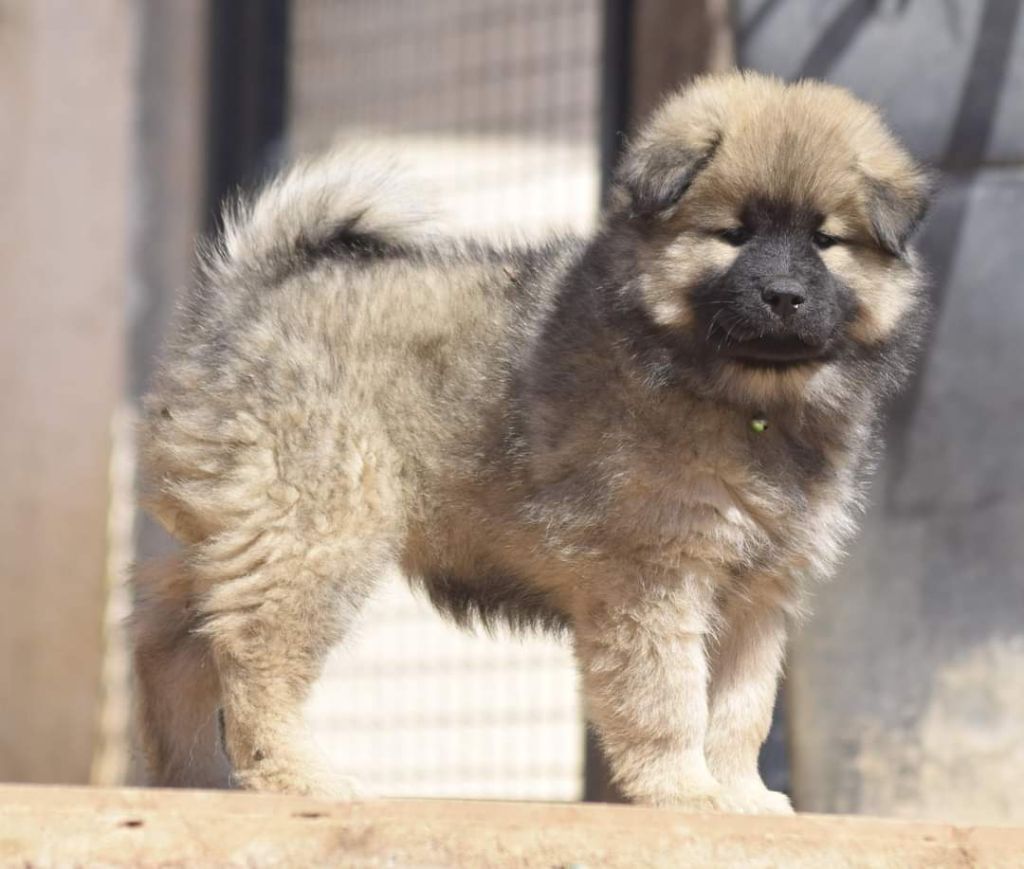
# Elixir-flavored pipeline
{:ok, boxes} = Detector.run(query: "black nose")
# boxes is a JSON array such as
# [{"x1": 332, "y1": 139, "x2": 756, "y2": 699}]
[{"x1": 761, "y1": 279, "x2": 806, "y2": 319}]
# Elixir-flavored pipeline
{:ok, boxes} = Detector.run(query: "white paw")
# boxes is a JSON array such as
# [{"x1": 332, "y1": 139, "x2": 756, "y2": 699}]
[
  {"x1": 641, "y1": 779, "x2": 730, "y2": 813},
  {"x1": 232, "y1": 755, "x2": 365, "y2": 800},
  {"x1": 716, "y1": 784, "x2": 794, "y2": 815}
]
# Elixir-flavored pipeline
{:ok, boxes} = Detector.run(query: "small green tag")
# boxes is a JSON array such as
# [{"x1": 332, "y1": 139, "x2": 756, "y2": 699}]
[{"x1": 750, "y1": 417, "x2": 768, "y2": 434}]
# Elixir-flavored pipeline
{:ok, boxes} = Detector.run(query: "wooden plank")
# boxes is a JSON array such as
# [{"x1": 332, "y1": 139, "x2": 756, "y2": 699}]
[
  {"x1": 0, "y1": 0, "x2": 132, "y2": 783},
  {"x1": 627, "y1": 0, "x2": 734, "y2": 128},
  {"x1": 0, "y1": 785, "x2": 1020, "y2": 868},
  {"x1": 116, "y1": 0, "x2": 211, "y2": 787}
]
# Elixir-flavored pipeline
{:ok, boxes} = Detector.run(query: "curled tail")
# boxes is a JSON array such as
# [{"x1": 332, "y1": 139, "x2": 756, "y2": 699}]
[{"x1": 206, "y1": 148, "x2": 436, "y2": 282}]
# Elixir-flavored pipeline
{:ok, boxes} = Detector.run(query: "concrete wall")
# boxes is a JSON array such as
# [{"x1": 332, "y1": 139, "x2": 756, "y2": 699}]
[
  {"x1": 736, "y1": 0, "x2": 1024, "y2": 823},
  {"x1": 0, "y1": 0, "x2": 134, "y2": 782}
]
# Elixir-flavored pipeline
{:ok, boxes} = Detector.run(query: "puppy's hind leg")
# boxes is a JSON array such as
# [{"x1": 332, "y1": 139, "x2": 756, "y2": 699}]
[
  {"x1": 197, "y1": 528, "x2": 390, "y2": 797},
  {"x1": 130, "y1": 556, "x2": 231, "y2": 788}
]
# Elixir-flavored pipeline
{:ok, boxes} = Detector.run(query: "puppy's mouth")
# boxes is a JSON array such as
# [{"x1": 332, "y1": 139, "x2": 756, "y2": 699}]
[{"x1": 708, "y1": 326, "x2": 831, "y2": 368}]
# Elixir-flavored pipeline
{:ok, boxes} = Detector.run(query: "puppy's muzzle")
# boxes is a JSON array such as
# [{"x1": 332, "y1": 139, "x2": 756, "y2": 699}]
[{"x1": 715, "y1": 279, "x2": 837, "y2": 365}]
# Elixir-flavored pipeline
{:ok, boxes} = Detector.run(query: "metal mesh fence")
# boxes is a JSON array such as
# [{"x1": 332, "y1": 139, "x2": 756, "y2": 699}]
[{"x1": 288, "y1": 0, "x2": 604, "y2": 800}]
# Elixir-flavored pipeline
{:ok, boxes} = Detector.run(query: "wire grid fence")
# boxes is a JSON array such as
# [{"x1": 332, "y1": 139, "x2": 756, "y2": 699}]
[{"x1": 289, "y1": 0, "x2": 603, "y2": 800}]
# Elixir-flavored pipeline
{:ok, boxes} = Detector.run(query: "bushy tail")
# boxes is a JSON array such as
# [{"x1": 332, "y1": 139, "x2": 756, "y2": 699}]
[{"x1": 207, "y1": 148, "x2": 435, "y2": 281}]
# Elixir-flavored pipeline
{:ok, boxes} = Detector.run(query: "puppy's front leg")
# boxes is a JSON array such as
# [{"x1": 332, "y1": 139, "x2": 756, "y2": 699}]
[
  {"x1": 705, "y1": 594, "x2": 793, "y2": 814},
  {"x1": 574, "y1": 573, "x2": 724, "y2": 808}
]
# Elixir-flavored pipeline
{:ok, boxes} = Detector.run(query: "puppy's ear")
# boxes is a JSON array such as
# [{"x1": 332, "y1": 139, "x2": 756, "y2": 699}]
[
  {"x1": 864, "y1": 168, "x2": 934, "y2": 257},
  {"x1": 614, "y1": 137, "x2": 719, "y2": 219}
]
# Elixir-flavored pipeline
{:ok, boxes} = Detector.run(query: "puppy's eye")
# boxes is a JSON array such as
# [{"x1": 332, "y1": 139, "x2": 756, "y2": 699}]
[
  {"x1": 716, "y1": 226, "x2": 752, "y2": 246},
  {"x1": 813, "y1": 230, "x2": 840, "y2": 250}
]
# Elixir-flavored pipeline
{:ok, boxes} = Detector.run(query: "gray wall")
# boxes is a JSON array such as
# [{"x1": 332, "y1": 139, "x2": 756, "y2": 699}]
[{"x1": 737, "y1": 0, "x2": 1024, "y2": 822}]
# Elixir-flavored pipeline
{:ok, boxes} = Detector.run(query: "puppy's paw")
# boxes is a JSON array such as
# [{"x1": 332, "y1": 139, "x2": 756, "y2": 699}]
[
  {"x1": 642, "y1": 781, "x2": 730, "y2": 813},
  {"x1": 646, "y1": 782, "x2": 793, "y2": 815},
  {"x1": 297, "y1": 771, "x2": 366, "y2": 801},
  {"x1": 716, "y1": 783, "x2": 794, "y2": 815},
  {"x1": 661, "y1": 789, "x2": 729, "y2": 813},
  {"x1": 233, "y1": 757, "x2": 364, "y2": 800}
]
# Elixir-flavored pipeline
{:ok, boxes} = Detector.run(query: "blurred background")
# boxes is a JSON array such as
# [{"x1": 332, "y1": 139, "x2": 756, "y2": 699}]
[{"x1": 1, "y1": 0, "x2": 1021, "y2": 823}]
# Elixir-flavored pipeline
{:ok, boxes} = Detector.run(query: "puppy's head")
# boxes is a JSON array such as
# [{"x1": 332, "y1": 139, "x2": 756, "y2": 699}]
[{"x1": 609, "y1": 71, "x2": 931, "y2": 405}]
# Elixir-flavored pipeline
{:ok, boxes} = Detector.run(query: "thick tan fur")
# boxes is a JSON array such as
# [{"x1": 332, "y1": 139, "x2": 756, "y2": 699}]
[{"x1": 132, "y1": 72, "x2": 928, "y2": 812}]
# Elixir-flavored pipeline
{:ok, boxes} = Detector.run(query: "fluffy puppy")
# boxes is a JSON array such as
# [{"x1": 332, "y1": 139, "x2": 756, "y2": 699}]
[{"x1": 131, "y1": 71, "x2": 930, "y2": 812}]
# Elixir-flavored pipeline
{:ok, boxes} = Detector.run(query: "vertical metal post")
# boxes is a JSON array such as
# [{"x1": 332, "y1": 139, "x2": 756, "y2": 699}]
[
  {"x1": 599, "y1": 0, "x2": 634, "y2": 205},
  {"x1": 583, "y1": 0, "x2": 637, "y2": 806},
  {"x1": 204, "y1": 0, "x2": 291, "y2": 231}
]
